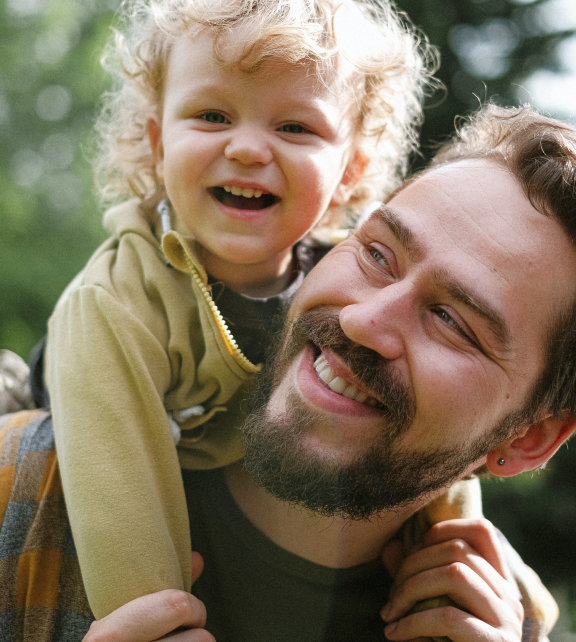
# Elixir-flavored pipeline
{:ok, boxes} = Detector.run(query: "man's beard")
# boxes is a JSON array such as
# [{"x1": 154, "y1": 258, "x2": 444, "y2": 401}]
[{"x1": 242, "y1": 308, "x2": 525, "y2": 521}]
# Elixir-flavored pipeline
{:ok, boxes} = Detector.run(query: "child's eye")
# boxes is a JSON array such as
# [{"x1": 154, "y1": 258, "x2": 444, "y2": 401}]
[
  {"x1": 199, "y1": 112, "x2": 228, "y2": 124},
  {"x1": 278, "y1": 123, "x2": 308, "y2": 134}
]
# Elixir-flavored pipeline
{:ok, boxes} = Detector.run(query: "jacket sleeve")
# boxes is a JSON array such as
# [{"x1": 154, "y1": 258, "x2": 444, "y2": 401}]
[{"x1": 45, "y1": 284, "x2": 192, "y2": 620}]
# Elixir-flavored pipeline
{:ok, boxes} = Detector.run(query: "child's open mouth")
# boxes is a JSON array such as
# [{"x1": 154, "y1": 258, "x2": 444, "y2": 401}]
[{"x1": 211, "y1": 186, "x2": 279, "y2": 211}]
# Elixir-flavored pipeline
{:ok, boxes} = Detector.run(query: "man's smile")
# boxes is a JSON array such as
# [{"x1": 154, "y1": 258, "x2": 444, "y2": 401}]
[
  {"x1": 295, "y1": 344, "x2": 388, "y2": 418},
  {"x1": 313, "y1": 351, "x2": 383, "y2": 408}
]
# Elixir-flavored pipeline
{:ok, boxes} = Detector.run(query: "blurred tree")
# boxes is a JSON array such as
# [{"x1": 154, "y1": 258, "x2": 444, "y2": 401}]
[
  {"x1": 395, "y1": 0, "x2": 575, "y2": 166},
  {"x1": 482, "y1": 449, "x2": 576, "y2": 635},
  {"x1": 0, "y1": 0, "x2": 115, "y2": 358}
]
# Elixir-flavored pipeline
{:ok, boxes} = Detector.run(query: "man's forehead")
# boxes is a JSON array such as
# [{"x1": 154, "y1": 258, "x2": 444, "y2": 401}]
[{"x1": 376, "y1": 160, "x2": 565, "y2": 263}]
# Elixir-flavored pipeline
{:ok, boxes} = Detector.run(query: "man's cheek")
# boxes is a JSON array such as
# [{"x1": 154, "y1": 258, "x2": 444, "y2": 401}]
[
  {"x1": 289, "y1": 252, "x2": 352, "y2": 317},
  {"x1": 266, "y1": 355, "x2": 303, "y2": 422}
]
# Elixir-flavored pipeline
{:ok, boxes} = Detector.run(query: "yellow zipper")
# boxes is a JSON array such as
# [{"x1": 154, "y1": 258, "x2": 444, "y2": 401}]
[{"x1": 183, "y1": 253, "x2": 261, "y2": 374}]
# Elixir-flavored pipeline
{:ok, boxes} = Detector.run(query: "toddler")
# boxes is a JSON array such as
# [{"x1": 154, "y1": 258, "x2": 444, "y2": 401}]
[{"x1": 43, "y1": 0, "x2": 434, "y2": 619}]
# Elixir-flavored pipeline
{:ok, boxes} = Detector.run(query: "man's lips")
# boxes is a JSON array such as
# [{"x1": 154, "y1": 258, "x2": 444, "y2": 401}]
[
  {"x1": 312, "y1": 347, "x2": 386, "y2": 410},
  {"x1": 294, "y1": 345, "x2": 386, "y2": 417},
  {"x1": 210, "y1": 186, "x2": 279, "y2": 211},
  {"x1": 313, "y1": 352, "x2": 383, "y2": 408}
]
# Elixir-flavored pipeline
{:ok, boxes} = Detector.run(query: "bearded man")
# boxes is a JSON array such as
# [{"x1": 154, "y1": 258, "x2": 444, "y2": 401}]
[{"x1": 1, "y1": 104, "x2": 575, "y2": 642}]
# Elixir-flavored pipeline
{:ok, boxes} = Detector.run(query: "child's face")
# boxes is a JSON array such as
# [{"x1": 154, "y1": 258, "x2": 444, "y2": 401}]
[{"x1": 149, "y1": 33, "x2": 363, "y2": 289}]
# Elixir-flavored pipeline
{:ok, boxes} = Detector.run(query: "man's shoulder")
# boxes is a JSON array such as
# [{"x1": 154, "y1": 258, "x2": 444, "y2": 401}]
[{"x1": 0, "y1": 410, "x2": 93, "y2": 641}]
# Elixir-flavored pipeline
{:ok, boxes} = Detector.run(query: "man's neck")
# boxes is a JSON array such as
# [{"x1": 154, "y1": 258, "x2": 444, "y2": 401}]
[{"x1": 224, "y1": 462, "x2": 419, "y2": 569}]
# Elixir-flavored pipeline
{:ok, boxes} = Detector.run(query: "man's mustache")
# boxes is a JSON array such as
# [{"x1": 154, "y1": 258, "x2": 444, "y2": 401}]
[{"x1": 285, "y1": 307, "x2": 415, "y2": 435}]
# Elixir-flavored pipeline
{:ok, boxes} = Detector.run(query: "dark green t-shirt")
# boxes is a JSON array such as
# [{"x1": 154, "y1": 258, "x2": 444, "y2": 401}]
[{"x1": 183, "y1": 468, "x2": 393, "y2": 642}]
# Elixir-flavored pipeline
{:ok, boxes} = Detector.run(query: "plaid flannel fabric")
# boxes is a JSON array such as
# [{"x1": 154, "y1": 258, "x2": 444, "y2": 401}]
[{"x1": 0, "y1": 410, "x2": 94, "y2": 641}]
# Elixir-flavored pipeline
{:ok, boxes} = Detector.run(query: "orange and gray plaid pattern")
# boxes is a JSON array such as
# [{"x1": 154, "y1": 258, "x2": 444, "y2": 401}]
[{"x1": 0, "y1": 409, "x2": 94, "y2": 641}]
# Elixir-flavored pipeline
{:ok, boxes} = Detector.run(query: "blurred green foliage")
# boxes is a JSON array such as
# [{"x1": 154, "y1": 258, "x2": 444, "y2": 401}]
[
  {"x1": 1, "y1": 0, "x2": 575, "y2": 633},
  {"x1": 395, "y1": 0, "x2": 576, "y2": 166},
  {"x1": 0, "y1": 0, "x2": 115, "y2": 357}
]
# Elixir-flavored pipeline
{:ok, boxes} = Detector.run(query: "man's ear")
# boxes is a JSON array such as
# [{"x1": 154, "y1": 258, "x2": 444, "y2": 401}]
[
  {"x1": 330, "y1": 150, "x2": 370, "y2": 207},
  {"x1": 486, "y1": 410, "x2": 576, "y2": 477},
  {"x1": 147, "y1": 117, "x2": 164, "y2": 181}
]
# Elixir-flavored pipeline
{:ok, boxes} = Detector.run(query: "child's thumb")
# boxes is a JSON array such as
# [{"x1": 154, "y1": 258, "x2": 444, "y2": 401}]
[{"x1": 191, "y1": 551, "x2": 205, "y2": 585}]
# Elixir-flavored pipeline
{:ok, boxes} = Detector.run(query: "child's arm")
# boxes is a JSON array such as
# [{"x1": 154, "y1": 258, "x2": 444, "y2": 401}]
[
  {"x1": 46, "y1": 281, "x2": 193, "y2": 620},
  {"x1": 82, "y1": 553, "x2": 211, "y2": 642}
]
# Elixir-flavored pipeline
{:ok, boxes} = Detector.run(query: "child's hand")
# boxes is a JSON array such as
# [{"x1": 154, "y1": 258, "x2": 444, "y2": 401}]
[
  {"x1": 380, "y1": 519, "x2": 524, "y2": 642},
  {"x1": 83, "y1": 552, "x2": 215, "y2": 641}
]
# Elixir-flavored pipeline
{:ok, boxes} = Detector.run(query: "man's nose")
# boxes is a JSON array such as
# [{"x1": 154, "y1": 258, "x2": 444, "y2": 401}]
[
  {"x1": 339, "y1": 283, "x2": 415, "y2": 362},
  {"x1": 224, "y1": 125, "x2": 273, "y2": 166}
]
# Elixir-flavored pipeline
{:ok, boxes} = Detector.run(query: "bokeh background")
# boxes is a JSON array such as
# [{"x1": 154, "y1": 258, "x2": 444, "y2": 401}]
[{"x1": 1, "y1": 0, "x2": 575, "y2": 635}]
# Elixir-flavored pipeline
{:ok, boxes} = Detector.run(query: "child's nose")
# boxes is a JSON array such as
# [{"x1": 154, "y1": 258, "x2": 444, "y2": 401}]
[{"x1": 224, "y1": 126, "x2": 273, "y2": 166}]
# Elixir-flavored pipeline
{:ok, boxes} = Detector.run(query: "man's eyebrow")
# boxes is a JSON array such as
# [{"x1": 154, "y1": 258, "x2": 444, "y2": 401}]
[
  {"x1": 371, "y1": 206, "x2": 425, "y2": 262},
  {"x1": 371, "y1": 206, "x2": 511, "y2": 353},
  {"x1": 433, "y1": 270, "x2": 512, "y2": 353}
]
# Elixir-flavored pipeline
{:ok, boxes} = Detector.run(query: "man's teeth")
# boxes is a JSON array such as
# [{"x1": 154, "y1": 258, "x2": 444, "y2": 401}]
[
  {"x1": 313, "y1": 354, "x2": 379, "y2": 407},
  {"x1": 222, "y1": 186, "x2": 264, "y2": 198}
]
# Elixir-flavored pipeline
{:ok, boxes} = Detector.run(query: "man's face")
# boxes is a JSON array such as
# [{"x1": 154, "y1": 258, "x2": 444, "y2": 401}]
[{"x1": 243, "y1": 159, "x2": 576, "y2": 518}]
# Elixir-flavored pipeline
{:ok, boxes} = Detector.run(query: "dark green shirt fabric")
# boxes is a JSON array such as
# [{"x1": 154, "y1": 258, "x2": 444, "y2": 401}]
[{"x1": 183, "y1": 467, "x2": 393, "y2": 642}]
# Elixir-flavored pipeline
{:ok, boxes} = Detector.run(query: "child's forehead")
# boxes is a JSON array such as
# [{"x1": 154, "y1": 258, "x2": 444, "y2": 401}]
[
  {"x1": 159, "y1": 32, "x2": 362, "y2": 130},
  {"x1": 167, "y1": 29, "x2": 356, "y2": 91}
]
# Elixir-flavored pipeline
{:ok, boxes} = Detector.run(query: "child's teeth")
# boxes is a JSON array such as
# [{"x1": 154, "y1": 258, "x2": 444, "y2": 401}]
[{"x1": 221, "y1": 186, "x2": 264, "y2": 198}]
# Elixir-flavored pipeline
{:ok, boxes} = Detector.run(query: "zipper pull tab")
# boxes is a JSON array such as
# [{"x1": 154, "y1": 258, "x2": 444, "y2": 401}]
[{"x1": 157, "y1": 198, "x2": 173, "y2": 235}]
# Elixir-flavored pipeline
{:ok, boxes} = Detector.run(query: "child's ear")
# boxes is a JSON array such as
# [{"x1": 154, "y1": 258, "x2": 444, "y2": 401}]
[
  {"x1": 486, "y1": 410, "x2": 575, "y2": 477},
  {"x1": 330, "y1": 150, "x2": 370, "y2": 207},
  {"x1": 147, "y1": 117, "x2": 164, "y2": 180}
]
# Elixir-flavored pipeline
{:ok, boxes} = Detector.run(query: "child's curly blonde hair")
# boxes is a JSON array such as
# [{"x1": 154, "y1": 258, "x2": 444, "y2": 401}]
[{"x1": 95, "y1": 0, "x2": 437, "y2": 227}]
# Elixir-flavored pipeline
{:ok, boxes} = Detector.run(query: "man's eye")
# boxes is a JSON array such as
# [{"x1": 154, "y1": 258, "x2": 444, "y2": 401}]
[
  {"x1": 199, "y1": 112, "x2": 228, "y2": 124},
  {"x1": 369, "y1": 247, "x2": 389, "y2": 268},
  {"x1": 433, "y1": 307, "x2": 475, "y2": 345},
  {"x1": 434, "y1": 308, "x2": 458, "y2": 328},
  {"x1": 278, "y1": 123, "x2": 308, "y2": 134}
]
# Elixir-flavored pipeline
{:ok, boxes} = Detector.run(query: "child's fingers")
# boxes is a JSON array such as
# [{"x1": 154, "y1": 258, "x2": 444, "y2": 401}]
[
  {"x1": 390, "y1": 539, "x2": 514, "y2": 603},
  {"x1": 83, "y1": 590, "x2": 209, "y2": 642},
  {"x1": 422, "y1": 519, "x2": 512, "y2": 582},
  {"x1": 382, "y1": 562, "x2": 510, "y2": 626},
  {"x1": 383, "y1": 605, "x2": 511, "y2": 642}
]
